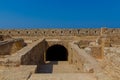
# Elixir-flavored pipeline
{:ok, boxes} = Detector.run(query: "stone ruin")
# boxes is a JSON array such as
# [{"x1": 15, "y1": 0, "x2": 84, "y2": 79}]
[{"x1": 0, "y1": 28, "x2": 120, "y2": 80}]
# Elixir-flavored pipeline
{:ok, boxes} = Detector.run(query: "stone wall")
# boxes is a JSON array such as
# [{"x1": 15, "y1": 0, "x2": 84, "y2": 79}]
[
  {"x1": 5, "y1": 39, "x2": 45, "y2": 66},
  {"x1": 0, "y1": 29, "x2": 101, "y2": 36},
  {"x1": 45, "y1": 39, "x2": 69, "y2": 50},
  {"x1": 0, "y1": 35, "x2": 4, "y2": 41},
  {"x1": 68, "y1": 43, "x2": 84, "y2": 72},
  {"x1": 76, "y1": 40, "x2": 95, "y2": 48},
  {"x1": 101, "y1": 28, "x2": 120, "y2": 35},
  {"x1": 0, "y1": 35, "x2": 11, "y2": 41},
  {"x1": 6, "y1": 39, "x2": 72, "y2": 66},
  {"x1": 0, "y1": 38, "x2": 25, "y2": 55},
  {"x1": 68, "y1": 42, "x2": 102, "y2": 73},
  {"x1": 0, "y1": 28, "x2": 120, "y2": 38},
  {"x1": 101, "y1": 28, "x2": 120, "y2": 46},
  {"x1": 75, "y1": 40, "x2": 103, "y2": 59},
  {"x1": 89, "y1": 46, "x2": 103, "y2": 59},
  {"x1": 21, "y1": 39, "x2": 46, "y2": 65}
]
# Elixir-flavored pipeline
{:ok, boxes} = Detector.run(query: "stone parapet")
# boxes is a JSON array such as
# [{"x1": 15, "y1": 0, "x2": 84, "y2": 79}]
[{"x1": 0, "y1": 29, "x2": 101, "y2": 36}]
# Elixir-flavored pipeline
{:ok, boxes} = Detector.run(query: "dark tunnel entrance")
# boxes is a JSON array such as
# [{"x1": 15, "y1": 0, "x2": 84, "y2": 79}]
[{"x1": 46, "y1": 45, "x2": 68, "y2": 61}]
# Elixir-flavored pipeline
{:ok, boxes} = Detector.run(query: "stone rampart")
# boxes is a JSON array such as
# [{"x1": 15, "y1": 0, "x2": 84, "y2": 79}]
[
  {"x1": 1, "y1": 28, "x2": 120, "y2": 37},
  {"x1": 0, "y1": 29, "x2": 101, "y2": 36}
]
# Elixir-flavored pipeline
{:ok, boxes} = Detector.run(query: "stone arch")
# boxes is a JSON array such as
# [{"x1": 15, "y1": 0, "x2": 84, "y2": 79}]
[{"x1": 46, "y1": 44, "x2": 68, "y2": 61}]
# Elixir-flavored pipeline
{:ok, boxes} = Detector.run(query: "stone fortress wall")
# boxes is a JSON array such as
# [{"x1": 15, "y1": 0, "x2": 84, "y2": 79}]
[
  {"x1": 101, "y1": 28, "x2": 120, "y2": 35},
  {"x1": 0, "y1": 28, "x2": 120, "y2": 80},
  {"x1": 1, "y1": 28, "x2": 120, "y2": 56},
  {"x1": 0, "y1": 29, "x2": 101, "y2": 36},
  {"x1": 0, "y1": 28, "x2": 120, "y2": 36}
]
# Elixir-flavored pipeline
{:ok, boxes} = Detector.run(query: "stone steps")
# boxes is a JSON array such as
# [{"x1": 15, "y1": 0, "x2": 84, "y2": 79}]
[
  {"x1": 28, "y1": 73, "x2": 97, "y2": 80},
  {"x1": 33, "y1": 61, "x2": 95, "y2": 80},
  {"x1": 37, "y1": 64, "x2": 80, "y2": 73}
]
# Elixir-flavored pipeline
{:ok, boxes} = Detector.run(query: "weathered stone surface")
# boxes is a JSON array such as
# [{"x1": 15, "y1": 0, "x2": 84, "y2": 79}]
[
  {"x1": 0, "y1": 35, "x2": 11, "y2": 41},
  {"x1": 99, "y1": 47, "x2": 120, "y2": 80},
  {"x1": 0, "y1": 28, "x2": 120, "y2": 80},
  {"x1": 89, "y1": 46, "x2": 103, "y2": 59},
  {"x1": 0, "y1": 65, "x2": 36, "y2": 80},
  {"x1": 29, "y1": 73, "x2": 97, "y2": 80},
  {"x1": 0, "y1": 38, "x2": 25, "y2": 55}
]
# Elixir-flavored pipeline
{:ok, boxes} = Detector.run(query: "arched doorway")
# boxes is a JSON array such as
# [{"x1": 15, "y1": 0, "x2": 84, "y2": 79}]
[{"x1": 46, "y1": 44, "x2": 68, "y2": 61}]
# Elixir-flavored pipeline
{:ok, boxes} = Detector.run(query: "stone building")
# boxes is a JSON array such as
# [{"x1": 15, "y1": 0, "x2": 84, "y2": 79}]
[{"x1": 0, "y1": 28, "x2": 120, "y2": 80}]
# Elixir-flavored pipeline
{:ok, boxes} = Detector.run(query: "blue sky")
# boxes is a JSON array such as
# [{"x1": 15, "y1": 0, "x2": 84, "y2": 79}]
[{"x1": 0, "y1": 0, "x2": 120, "y2": 29}]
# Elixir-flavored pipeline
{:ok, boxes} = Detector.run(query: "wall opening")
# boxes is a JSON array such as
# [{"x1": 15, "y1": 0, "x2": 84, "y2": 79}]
[
  {"x1": 46, "y1": 44, "x2": 68, "y2": 61},
  {"x1": 18, "y1": 31, "x2": 20, "y2": 34}
]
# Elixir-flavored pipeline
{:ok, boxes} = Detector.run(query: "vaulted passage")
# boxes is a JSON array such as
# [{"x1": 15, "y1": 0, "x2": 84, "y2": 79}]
[{"x1": 46, "y1": 45, "x2": 68, "y2": 61}]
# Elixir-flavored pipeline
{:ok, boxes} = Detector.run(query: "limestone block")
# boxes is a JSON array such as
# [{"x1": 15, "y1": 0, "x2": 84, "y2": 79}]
[{"x1": 90, "y1": 46, "x2": 103, "y2": 59}]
